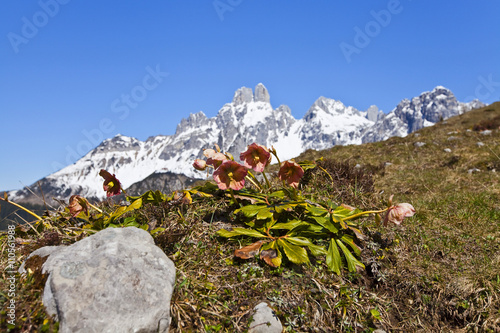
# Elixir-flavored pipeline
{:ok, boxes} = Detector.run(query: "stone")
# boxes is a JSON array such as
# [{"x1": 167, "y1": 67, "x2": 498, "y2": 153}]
[
  {"x1": 480, "y1": 130, "x2": 492, "y2": 135},
  {"x1": 40, "y1": 227, "x2": 176, "y2": 333},
  {"x1": 248, "y1": 302, "x2": 283, "y2": 333},
  {"x1": 477, "y1": 142, "x2": 485, "y2": 147},
  {"x1": 444, "y1": 148, "x2": 452, "y2": 153},
  {"x1": 414, "y1": 142, "x2": 426, "y2": 148},
  {"x1": 18, "y1": 246, "x2": 66, "y2": 275},
  {"x1": 468, "y1": 168, "x2": 480, "y2": 174}
]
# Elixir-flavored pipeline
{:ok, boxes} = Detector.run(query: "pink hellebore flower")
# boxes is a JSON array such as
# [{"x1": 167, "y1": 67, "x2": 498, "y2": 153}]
[
  {"x1": 213, "y1": 160, "x2": 248, "y2": 191},
  {"x1": 203, "y1": 149, "x2": 217, "y2": 158},
  {"x1": 278, "y1": 160, "x2": 304, "y2": 188},
  {"x1": 206, "y1": 152, "x2": 228, "y2": 169},
  {"x1": 240, "y1": 143, "x2": 271, "y2": 172},
  {"x1": 193, "y1": 159, "x2": 207, "y2": 171},
  {"x1": 383, "y1": 203, "x2": 416, "y2": 226}
]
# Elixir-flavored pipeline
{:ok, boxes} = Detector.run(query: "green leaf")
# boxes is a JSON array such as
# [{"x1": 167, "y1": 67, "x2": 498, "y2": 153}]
[
  {"x1": 340, "y1": 234, "x2": 361, "y2": 256},
  {"x1": 256, "y1": 207, "x2": 274, "y2": 220},
  {"x1": 336, "y1": 239, "x2": 365, "y2": 272},
  {"x1": 370, "y1": 309, "x2": 382, "y2": 321},
  {"x1": 311, "y1": 216, "x2": 339, "y2": 233},
  {"x1": 107, "y1": 198, "x2": 143, "y2": 225},
  {"x1": 326, "y1": 238, "x2": 342, "y2": 275},
  {"x1": 235, "y1": 205, "x2": 264, "y2": 217},
  {"x1": 217, "y1": 227, "x2": 267, "y2": 239},
  {"x1": 331, "y1": 205, "x2": 362, "y2": 220},
  {"x1": 278, "y1": 239, "x2": 310, "y2": 265},
  {"x1": 286, "y1": 237, "x2": 326, "y2": 256},
  {"x1": 271, "y1": 220, "x2": 309, "y2": 230},
  {"x1": 268, "y1": 190, "x2": 286, "y2": 198},
  {"x1": 306, "y1": 206, "x2": 328, "y2": 216}
]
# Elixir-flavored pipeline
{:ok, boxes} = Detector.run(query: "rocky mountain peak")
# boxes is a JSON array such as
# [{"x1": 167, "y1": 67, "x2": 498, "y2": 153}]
[
  {"x1": 254, "y1": 83, "x2": 270, "y2": 103},
  {"x1": 366, "y1": 105, "x2": 381, "y2": 122},
  {"x1": 176, "y1": 111, "x2": 208, "y2": 135},
  {"x1": 232, "y1": 87, "x2": 253, "y2": 105}
]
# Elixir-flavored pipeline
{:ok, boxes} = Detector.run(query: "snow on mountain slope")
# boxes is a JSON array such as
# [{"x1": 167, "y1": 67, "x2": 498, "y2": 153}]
[
  {"x1": 8, "y1": 84, "x2": 484, "y2": 203},
  {"x1": 361, "y1": 86, "x2": 484, "y2": 143}
]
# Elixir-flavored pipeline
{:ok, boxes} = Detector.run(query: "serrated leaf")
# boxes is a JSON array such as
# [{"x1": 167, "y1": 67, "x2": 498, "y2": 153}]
[
  {"x1": 217, "y1": 227, "x2": 267, "y2": 239},
  {"x1": 336, "y1": 239, "x2": 365, "y2": 272},
  {"x1": 326, "y1": 238, "x2": 342, "y2": 275},
  {"x1": 278, "y1": 239, "x2": 310, "y2": 265}
]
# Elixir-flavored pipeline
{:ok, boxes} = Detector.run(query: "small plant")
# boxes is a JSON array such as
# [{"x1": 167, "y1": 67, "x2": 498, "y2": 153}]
[{"x1": 193, "y1": 143, "x2": 415, "y2": 274}]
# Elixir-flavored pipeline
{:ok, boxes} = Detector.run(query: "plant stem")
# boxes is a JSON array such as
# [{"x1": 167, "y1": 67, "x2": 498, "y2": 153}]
[
  {"x1": 262, "y1": 171, "x2": 271, "y2": 189},
  {"x1": 271, "y1": 150, "x2": 282, "y2": 168},
  {"x1": 0, "y1": 197, "x2": 42, "y2": 220},
  {"x1": 229, "y1": 188, "x2": 242, "y2": 207},
  {"x1": 246, "y1": 171, "x2": 263, "y2": 191},
  {"x1": 342, "y1": 208, "x2": 389, "y2": 222},
  {"x1": 87, "y1": 202, "x2": 103, "y2": 214}
]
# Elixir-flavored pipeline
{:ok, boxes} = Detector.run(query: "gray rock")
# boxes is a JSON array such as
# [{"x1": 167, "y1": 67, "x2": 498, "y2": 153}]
[
  {"x1": 468, "y1": 168, "x2": 481, "y2": 174},
  {"x1": 41, "y1": 227, "x2": 175, "y2": 333},
  {"x1": 18, "y1": 246, "x2": 66, "y2": 275},
  {"x1": 248, "y1": 302, "x2": 283, "y2": 333},
  {"x1": 443, "y1": 148, "x2": 452, "y2": 153},
  {"x1": 447, "y1": 136, "x2": 458, "y2": 141},
  {"x1": 414, "y1": 142, "x2": 426, "y2": 148},
  {"x1": 477, "y1": 142, "x2": 485, "y2": 147},
  {"x1": 480, "y1": 130, "x2": 492, "y2": 135}
]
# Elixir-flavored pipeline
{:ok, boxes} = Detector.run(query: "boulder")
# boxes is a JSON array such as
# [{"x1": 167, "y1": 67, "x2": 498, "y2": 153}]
[
  {"x1": 38, "y1": 227, "x2": 175, "y2": 333},
  {"x1": 248, "y1": 302, "x2": 283, "y2": 333}
]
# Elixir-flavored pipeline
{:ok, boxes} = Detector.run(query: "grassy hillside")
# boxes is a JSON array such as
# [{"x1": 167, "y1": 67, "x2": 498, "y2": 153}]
[{"x1": 1, "y1": 103, "x2": 499, "y2": 332}]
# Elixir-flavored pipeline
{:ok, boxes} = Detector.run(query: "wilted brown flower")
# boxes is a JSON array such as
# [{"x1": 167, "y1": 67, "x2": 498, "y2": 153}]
[
  {"x1": 99, "y1": 169, "x2": 122, "y2": 197},
  {"x1": 68, "y1": 195, "x2": 89, "y2": 217}
]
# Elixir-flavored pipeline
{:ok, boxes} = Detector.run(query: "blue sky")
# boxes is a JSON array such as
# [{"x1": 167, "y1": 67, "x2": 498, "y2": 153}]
[{"x1": 1, "y1": 0, "x2": 499, "y2": 191}]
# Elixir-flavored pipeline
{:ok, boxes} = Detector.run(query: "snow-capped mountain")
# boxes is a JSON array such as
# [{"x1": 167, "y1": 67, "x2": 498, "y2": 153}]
[{"x1": 8, "y1": 84, "x2": 483, "y2": 203}]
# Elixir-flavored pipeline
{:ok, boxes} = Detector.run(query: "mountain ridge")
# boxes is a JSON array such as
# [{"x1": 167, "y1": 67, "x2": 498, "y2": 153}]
[{"x1": 7, "y1": 84, "x2": 484, "y2": 203}]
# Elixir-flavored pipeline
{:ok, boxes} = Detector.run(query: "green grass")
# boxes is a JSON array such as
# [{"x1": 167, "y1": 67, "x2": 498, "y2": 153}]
[{"x1": 1, "y1": 102, "x2": 499, "y2": 332}]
